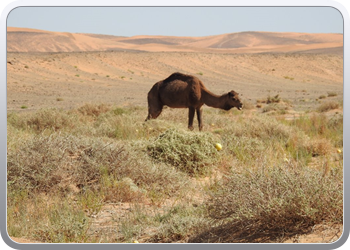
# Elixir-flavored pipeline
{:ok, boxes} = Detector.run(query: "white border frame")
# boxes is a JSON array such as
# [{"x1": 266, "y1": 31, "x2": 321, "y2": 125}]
[{"x1": 1, "y1": 1, "x2": 348, "y2": 249}]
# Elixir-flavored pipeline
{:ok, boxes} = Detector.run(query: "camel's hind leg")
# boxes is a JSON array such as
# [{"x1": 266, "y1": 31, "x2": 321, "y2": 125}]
[
  {"x1": 188, "y1": 107, "x2": 195, "y2": 130},
  {"x1": 196, "y1": 107, "x2": 203, "y2": 131}
]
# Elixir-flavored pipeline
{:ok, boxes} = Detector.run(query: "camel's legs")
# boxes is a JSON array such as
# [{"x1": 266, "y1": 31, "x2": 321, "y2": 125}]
[
  {"x1": 188, "y1": 107, "x2": 195, "y2": 130},
  {"x1": 196, "y1": 108, "x2": 203, "y2": 131}
]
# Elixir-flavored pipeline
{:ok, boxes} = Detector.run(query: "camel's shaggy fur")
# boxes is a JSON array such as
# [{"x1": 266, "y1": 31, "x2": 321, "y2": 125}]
[{"x1": 145, "y1": 72, "x2": 243, "y2": 131}]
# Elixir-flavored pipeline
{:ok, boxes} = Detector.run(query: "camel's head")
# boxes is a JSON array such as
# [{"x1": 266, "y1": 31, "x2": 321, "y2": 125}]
[{"x1": 225, "y1": 91, "x2": 243, "y2": 111}]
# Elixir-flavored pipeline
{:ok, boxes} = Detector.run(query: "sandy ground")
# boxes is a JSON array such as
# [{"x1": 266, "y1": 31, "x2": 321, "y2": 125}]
[
  {"x1": 6, "y1": 28, "x2": 344, "y2": 244},
  {"x1": 7, "y1": 51, "x2": 343, "y2": 113}
]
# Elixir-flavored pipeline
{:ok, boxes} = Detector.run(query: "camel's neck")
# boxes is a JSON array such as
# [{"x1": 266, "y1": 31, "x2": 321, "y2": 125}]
[{"x1": 202, "y1": 89, "x2": 227, "y2": 109}]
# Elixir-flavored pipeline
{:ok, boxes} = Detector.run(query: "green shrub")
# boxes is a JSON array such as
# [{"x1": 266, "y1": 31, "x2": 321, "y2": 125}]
[{"x1": 147, "y1": 128, "x2": 219, "y2": 176}]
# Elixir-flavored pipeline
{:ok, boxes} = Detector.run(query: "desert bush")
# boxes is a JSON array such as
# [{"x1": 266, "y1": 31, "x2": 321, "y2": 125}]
[
  {"x1": 317, "y1": 101, "x2": 340, "y2": 112},
  {"x1": 78, "y1": 103, "x2": 111, "y2": 117},
  {"x1": 7, "y1": 131, "x2": 188, "y2": 200},
  {"x1": 147, "y1": 205, "x2": 208, "y2": 243},
  {"x1": 7, "y1": 133, "x2": 128, "y2": 193},
  {"x1": 193, "y1": 165, "x2": 343, "y2": 243},
  {"x1": 147, "y1": 128, "x2": 219, "y2": 176},
  {"x1": 262, "y1": 103, "x2": 289, "y2": 114},
  {"x1": 327, "y1": 92, "x2": 338, "y2": 97},
  {"x1": 267, "y1": 94, "x2": 281, "y2": 104},
  {"x1": 8, "y1": 109, "x2": 75, "y2": 133},
  {"x1": 307, "y1": 138, "x2": 334, "y2": 156}
]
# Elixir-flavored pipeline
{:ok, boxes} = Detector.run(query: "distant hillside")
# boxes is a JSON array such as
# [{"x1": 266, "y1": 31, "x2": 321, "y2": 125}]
[{"x1": 7, "y1": 27, "x2": 343, "y2": 54}]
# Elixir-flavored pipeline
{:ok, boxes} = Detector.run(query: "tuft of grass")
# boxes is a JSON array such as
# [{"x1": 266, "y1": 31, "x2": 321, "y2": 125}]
[
  {"x1": 327, "y1": 92, "x2": 338, "y2": 97},
  {"x1": 267, "y1": 94, "x2": 281, "y2": 104},
  {"x1": 262, "y1": 103, "x2": 288, "y2": 114},
  {"x1": 7, "y1": 193, "x2": 90, "y2": 243},
  {"x1": 8, "y1": 109, "x2": 76, "y2": 133},
  {"x1": 20, "y1": 105, "x2": 28, "y2": 109},
  {"x1": 78, "y1": 103, "x2": 111, "y2": 117},
  {"x1": 317, "y1": 101, "x2": 340, "y2": 112}
]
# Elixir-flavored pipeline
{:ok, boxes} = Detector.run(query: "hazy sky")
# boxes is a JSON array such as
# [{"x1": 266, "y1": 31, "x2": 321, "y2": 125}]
[{"x1": 7, "y1": 6, "x2": 343, "y2": 37}]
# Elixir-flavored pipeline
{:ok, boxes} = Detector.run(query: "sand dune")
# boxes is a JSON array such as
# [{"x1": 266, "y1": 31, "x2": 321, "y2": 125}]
[
  {"x1": 7, "y1": 27, "x2": 343, "y2": 54},
  {"x1": 6, "y1": 27, "x2": 343, "y2": 111}
]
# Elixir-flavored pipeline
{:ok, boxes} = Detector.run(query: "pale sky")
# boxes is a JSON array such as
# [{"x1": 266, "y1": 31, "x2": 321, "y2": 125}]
[{"x1": 7, "y1": 6, "x2": 344, "y2": 37}]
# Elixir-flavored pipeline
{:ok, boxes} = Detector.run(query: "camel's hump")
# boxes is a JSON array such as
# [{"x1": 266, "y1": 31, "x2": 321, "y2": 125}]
[{"x1": 163, "y1": 72, "x2": 200, "y2": 83}]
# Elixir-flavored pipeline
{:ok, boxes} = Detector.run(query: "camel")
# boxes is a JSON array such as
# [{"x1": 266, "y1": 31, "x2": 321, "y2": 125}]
[{"x1": 145, "y1": 72, "x2": 243, "y2": 131}]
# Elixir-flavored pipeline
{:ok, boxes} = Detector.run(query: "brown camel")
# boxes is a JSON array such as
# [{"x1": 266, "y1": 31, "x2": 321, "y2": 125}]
[{"x1": 145, "y1": 72, "x2": 243, "y2": 131}]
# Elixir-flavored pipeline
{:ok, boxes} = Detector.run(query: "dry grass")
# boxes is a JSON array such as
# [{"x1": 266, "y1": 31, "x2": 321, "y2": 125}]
[
  {"x1": 317, "y1": 101, "x2": 340, "y2": 112},
  {"x1": 190, "y1": 164, "x2": 343, "y2": 243},
  {"x1": 7, "y1": 103, "x2": 343, "y2": 243}
]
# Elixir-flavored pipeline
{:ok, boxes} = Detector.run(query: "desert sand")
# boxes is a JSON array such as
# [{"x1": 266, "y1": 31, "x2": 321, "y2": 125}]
[{"x1": 7, "y1": 27, "x2": 343, "y2": 113}]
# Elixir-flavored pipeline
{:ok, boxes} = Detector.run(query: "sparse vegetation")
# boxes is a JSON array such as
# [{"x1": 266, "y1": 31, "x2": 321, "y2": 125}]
[
  {"x1": 257, "y1": 94, "x2": 280, "y2": 104},
  {"x1": 284, "y1": 76, "x2": 294, "y2": 80},
  {"x1": 328, "y1": 92, "x2": 338, "y2": 97},
  {"x1": 267, "y1": 94, "x2": 281, "y2": 104},
  {"x1": 317, "y1": 101, "x2": 340, "y2": 112},
  {"x1": 7, "y1": 101, "x2": 343, "y2": 243}
]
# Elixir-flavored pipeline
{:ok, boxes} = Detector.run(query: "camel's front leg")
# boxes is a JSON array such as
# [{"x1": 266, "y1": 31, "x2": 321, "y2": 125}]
[
  {"x1": 188, "y1": 107, "x2": 195, "y2": 130},
  {"x1": 196, "y1": 108, "x2": 203, "y2": 131}
]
